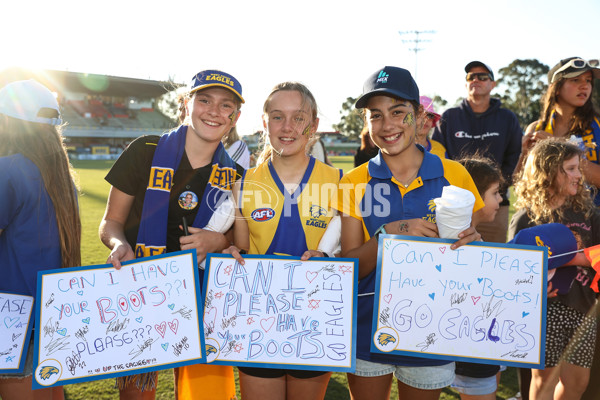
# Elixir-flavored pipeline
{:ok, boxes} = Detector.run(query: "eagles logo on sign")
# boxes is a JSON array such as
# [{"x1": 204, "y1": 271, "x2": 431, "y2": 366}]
[{"x1": 377, "y1": 332, "x2": 397, "y2": 346}]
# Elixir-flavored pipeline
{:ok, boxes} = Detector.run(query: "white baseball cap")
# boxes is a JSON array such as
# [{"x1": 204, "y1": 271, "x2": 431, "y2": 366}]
[{"x1": 0, "y1": 80, "x2": 62, "y2": 125}]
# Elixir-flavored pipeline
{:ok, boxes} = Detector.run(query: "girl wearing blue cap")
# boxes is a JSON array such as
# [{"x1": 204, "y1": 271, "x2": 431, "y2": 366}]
[
  {"x1": 336, "y1": 66, "x2": 483, "y2": 400},
  {"x1": 99, "y1": 70, "x2": 245, "y2": 399},
  {"x1": 509, "y1": 138, "x2": 600, "y2": 400},
  {"x1": 224, "y1": 82, "x2": 341, "y2": 400},
  {"x1": 0, "y1": 80, "x2": 80, "y2": 398}
]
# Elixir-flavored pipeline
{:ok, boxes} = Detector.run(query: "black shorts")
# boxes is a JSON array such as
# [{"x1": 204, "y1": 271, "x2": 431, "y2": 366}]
[{"x1": 238, "y1": 366, "x2": 328, "y2": 379}]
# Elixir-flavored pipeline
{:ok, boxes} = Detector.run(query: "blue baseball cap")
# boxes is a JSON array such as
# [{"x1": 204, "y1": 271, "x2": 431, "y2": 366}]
[
  {"x1": 509, "y1": 223, "x2": 578, "y2": 295},
  {"x1": 355, "y1": 66, "x2": 419, "y2": 109},
  {"x1": 0, "y1": 80, "x2": 62, "y2": 125},
  {"x1": 189, "y1": 70, "x2": 244, "y2": 103}
]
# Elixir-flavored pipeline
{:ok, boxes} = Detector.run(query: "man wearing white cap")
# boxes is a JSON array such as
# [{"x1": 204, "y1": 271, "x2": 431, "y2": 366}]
[{"x1": 432, "y1": 61, "x2": 522, "y2": 243}]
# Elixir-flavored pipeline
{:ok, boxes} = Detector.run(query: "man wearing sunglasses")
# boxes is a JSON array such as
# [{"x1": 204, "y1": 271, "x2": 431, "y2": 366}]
[{"x1": 432, "y1": 61, "x2": 521, "y2": 244}]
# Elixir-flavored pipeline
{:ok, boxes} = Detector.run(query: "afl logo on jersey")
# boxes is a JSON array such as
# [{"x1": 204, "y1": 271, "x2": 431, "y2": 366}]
[{"x1": 251, "y1": 208, "x2": 275, "y2": 222}]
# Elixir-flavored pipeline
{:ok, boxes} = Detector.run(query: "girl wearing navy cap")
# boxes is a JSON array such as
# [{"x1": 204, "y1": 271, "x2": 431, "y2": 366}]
[
  {"x1": 335, "y1": 67, "x2": 483, "y2": 399},
  {"x1": 0, "y1": 79, "x2": 80, "y2": 398},
  {"x1": 99, "y1": 70, "x2": 245, "y2": 400},
  {"x1": 509, "y1": 138, "x2": 600, "y2": 400}
]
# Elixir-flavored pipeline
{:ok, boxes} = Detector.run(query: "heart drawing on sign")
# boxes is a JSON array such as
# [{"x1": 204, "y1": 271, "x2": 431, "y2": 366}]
[
  {"x1": 161, "y1": 343, "x2": 169, "y2": 351},
  {"x1": 4, "y1": 317, "x2": 19, "y2": 329},
  {"x1": 471, "y1": 296, "x2": 481, "y2": 305},
  {"x1": 204, "y1": 307, "x2": 217, "y2": 331},
  {"x1": 383, "y1": 294, "x2": 393, "y2": 304},
  {"x1": 439, "y1": 247, "x2": 446, "y2": 254},
  {"x1": 260, "y1": 317, "x2": 275, "y2": 332},
  {"x1": 168, "y1": 319, "x2": 179, "y2": 334},
  {"x1": 82, "y1": 317, "x2": 90, "y2": 324},
  {"x1": 306, "y1": 271, "x2": 318, "y2": 283},
  {"x1": 155, "y1": 322, "x2": 167, "y2": 338}
]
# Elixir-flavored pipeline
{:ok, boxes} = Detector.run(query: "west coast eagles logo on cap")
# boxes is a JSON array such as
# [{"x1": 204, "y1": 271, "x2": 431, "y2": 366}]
[{"x1": 189, "y1": 69, "x2": 245, "y2": 103}]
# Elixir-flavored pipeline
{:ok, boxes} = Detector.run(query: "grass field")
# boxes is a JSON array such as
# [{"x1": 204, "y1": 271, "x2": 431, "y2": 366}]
[{"x1": 63, "y1": 156, "x2": 520, "y2": 399}]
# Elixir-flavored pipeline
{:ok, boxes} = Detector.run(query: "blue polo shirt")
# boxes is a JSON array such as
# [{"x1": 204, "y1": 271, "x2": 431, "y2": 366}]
[
  {"x1": 336, "y1": 146, "x2": 483, "y2": 366},
  {"x1": 0, "y1": 154, "x2": 62, "y2": 298}
]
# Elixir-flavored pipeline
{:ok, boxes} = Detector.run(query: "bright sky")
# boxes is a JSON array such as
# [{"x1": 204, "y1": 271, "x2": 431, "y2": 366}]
[{"x1": 2, "y1": 0, "x2": 597, "y2": 136}]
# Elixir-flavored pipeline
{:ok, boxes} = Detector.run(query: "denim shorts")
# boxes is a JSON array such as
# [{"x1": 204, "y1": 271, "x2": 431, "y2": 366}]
[
  {"x1": 353, "y1": 358, "x2": 455, "y2": 390},
  {"x1": 452, "y1": 374, "x2": 497, "y2": 395}
]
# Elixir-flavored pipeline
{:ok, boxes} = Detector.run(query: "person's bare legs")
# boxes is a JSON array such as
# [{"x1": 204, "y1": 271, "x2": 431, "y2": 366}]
[
  {"x1": 554, "y1": 363, "x2": 590, "y2": 400},
  {"x1": 287, "y1": 372, "x2": 331, "y2": 400},
  {"x1": 396, "y1": 379, "x2": 442, "y2": 400},
  {"x1": 347, "y1": 373, "x2": 393, "y2": 400},
  {"x1": 238, "y1": 370, "x2": 286, "y2": 400},
  {"x1": 119, "y1": 385, "x2": 156, "y2": 400},
  {"x1": 0, "y1": 376, "x2": 55, "y2": 400},
  {"x1": 530, "y1": 366, "x2": 559, "y2": 400}
]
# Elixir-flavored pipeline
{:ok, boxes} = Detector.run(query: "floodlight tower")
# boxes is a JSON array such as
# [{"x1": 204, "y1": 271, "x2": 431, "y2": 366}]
[{"x1": 398, "y1": 30, "x2": 436, "y2": 80}]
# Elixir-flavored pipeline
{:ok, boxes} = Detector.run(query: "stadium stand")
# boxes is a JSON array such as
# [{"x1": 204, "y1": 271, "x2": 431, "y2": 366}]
[{"x1": 0, "y1": 67, "x2": 181, "y2": 159}]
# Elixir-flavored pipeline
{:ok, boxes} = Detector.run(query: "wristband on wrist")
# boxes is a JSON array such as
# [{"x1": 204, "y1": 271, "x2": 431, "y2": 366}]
[{"x1": 374, "y1": 224, "x2": 387, "y2": 241}]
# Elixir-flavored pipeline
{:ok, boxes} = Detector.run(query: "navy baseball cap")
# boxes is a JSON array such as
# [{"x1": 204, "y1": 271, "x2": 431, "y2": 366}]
[
  {"x1": 509, "y1": 223, "x2": 578, "y2": 295},
  {"x1": 355, "y1": 66, "x2": 419, "y2": 109},
  {"x1": 189, "y1": 70, "x2": 244, "y2": 103},
  {"x1": 465, "y1": 61, "x2": 495, "y2": 81},
  {"x1": 509, "y1": 223, "x2": 577, "y2": 270}
]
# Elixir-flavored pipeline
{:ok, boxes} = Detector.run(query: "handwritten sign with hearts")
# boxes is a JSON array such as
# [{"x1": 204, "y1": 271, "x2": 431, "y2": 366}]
[
  {"x1": 372, "y1": 235, "x2": 547, "y2": 369},
  {"x1": 203, "y1": 254, "x2": 358, "y2": 372},
  {"x1": 0, "y1": 292, "x2": 34, "y2": 373},
  {"x1": 33, "y1": 250, "x2": 204, "y2": 389}
]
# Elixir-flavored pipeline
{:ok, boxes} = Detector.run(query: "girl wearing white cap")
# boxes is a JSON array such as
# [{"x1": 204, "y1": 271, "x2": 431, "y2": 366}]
[
  {"x1": 518, "y1": 57, "x2": 600, "y2": 201},
  {"x1": 336, "y1": 66, "x2": 483, "y2": 399},
  {"x1": 0, "y1": 79, "x2": 80, "y2": 399}
]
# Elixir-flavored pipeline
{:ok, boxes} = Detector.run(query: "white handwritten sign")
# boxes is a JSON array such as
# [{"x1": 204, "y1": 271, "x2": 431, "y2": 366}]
[
  {"x1": 372, "y1": 236, "x2": 547, "y2": 368},
  {"x1": 0, "y1": 292, "x2": 34, "y2": 373},
  {"x1": 32, "y1": 250, "x2": 205, "y2": 389},
  {"x1": 203, "y1": 254, "x2": 357, "y2": 372}
]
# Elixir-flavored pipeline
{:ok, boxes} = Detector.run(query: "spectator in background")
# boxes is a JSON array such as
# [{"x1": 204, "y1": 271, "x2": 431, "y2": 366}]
[
  {"x1": 432, "y1": 61, "x2": 522, "y2": 243},
  {"x1": 354, "y1": 125, "x2": 378, "y2": 167},
  {"x1": 224, "y1": 126, "x2": 250, "y2": 169},
  {"x1": 0, "y1": 80, "x2": 81, "y2": 399},
  {"x1": 416, "y1": 95, "x2": 446, "y2": 158},
  {"x1": 519, "y1": 57, "x2": 600, "y2": 203},
  {"x1": 309, "y1": 135, "x2": 332, "y2": 165}
]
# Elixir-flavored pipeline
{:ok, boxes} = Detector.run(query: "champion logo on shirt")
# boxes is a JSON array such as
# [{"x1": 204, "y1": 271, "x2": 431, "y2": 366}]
[{"x1": 251, "y1": 208, "x2": 275, "y2": 222}]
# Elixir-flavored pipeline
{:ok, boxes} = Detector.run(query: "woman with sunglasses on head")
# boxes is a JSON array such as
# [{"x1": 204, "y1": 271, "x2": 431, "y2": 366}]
[
  {"x1": 337, "y1": 66, "x2": 483, "y2": 400},
  {"x1": 517, "y1": 58, "x2": 600, "y2": 200}
]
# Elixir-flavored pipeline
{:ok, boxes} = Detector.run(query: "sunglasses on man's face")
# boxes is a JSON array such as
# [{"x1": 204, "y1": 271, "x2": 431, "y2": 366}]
[{"x1": 466, "y1": 73, "x2": 492, "y2": 82}]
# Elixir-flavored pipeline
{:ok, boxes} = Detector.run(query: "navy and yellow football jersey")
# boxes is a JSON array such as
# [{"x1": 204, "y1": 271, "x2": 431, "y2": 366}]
[
  {"x1": 336, "y1": 146, "x2": 483, "y2": 366},
  {"x1": 240, "y1": 157, "x2": 342, "y2": 256}
]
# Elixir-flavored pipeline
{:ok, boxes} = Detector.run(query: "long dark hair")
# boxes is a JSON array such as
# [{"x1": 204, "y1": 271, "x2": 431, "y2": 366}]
[
  {"x1": 1, "y1": 116, "x2": 81, "y2": 268},
  {"x1": 539, "y1": 75, "x2": 599, "y2": 135}
]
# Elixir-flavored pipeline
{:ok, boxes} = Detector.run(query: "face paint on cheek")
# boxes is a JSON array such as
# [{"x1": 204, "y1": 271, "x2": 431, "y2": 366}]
[
  {"x1": 302, "y1": 123, "x2": 311, "y2": 136},
  {"x1": 403, "y1": 112, "x2": 415, "y2": 126},
  {"x1": 228, "y1": 111, "x2": 236, "y2": 124}
]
